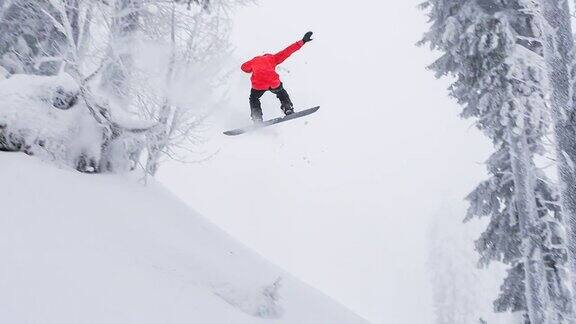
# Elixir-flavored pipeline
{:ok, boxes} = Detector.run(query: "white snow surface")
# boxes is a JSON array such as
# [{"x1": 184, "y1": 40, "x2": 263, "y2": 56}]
[
  {"x1": 0, "y1": 74, "x2": 81, "y2": 137},
  {"x1": 0, "y1": 154, "x2": 368, "y2": 324},
  {"x1": 0, "y1": 74, "x2": 103, "y2": 163}
]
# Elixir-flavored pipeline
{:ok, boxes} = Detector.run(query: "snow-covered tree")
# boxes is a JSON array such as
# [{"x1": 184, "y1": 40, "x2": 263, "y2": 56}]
[
  {"x1": 100, "y1": 0, "x2": 142, "y2": 104},
  {"x1": 0, "y1": 0, "x2": 70, "y2": 75},
  {"x1": 420, "y1": 0, "x2": 573, "y2": 322},
  {"x1": 133, "y1": 0, "x2": 242, "y2": 176},
  {"x1": 0, "y1": 0, "x2": 245, "y2": 174},
  {"x1": 522, "y1": 0, "x2": 576, "y2": 307}
]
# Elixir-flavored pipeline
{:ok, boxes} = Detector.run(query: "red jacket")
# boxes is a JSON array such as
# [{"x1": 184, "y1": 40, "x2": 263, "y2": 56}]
[{"x1": 241, "y1": 40, "x2": 304, "y2": 90}]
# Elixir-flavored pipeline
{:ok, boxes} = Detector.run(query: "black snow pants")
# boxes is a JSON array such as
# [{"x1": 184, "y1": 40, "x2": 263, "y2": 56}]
[{"x1": 249, "y1": 83, "x2": 293, "y2": 121}]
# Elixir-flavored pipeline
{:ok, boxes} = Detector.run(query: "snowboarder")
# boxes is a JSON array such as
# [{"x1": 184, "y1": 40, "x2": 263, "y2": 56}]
[{"x1": 241, "y1": 31, "x2": 314, "y2": 123}]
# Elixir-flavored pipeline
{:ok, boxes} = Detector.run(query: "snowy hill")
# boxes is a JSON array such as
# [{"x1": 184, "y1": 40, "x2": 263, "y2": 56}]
[{"x1": 0, "y1": 154, "x2": 368, "y2": 324}]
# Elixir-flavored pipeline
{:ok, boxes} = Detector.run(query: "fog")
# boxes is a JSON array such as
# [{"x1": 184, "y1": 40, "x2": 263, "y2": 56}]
[{"x1": 159, "y1": 1, "x2": 493, "y2": 322}]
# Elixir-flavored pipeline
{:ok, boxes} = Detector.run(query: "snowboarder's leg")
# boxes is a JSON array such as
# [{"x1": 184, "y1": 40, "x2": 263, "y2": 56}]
[
  {"x1": 270, "y1": 83, "x2": 294, "y2": 116},
  {"x1": 249, "y1": 89, "x2": 266, "y2": 122}
]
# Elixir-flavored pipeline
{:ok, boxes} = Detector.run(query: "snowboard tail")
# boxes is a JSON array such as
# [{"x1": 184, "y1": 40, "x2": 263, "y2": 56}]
[{"x1": 224, "y1": 106, "x2": 320, "y2": 136}]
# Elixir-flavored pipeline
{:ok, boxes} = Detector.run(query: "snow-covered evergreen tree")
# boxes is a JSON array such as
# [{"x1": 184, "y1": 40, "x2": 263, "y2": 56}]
[
  {"x1": 526, "y1": 0, "x2": 576, "y2": 306},
  {"x1": 421, "y1": 0, "x2": 573, "y2": 322}
]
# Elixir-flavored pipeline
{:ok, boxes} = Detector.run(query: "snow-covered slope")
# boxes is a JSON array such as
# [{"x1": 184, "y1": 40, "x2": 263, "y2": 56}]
[{"x1": 0, "y1": 154, "x2": 368, "y2": 324}]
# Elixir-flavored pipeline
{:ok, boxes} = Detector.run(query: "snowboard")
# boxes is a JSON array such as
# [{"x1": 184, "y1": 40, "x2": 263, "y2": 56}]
[{"x1": 223, "y1": 106, "x2": 320, "y2": 136}]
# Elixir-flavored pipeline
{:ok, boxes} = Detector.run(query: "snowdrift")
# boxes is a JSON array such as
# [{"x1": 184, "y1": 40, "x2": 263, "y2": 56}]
[
  {"x1": 0, "y1": 74, "x2": 90, "y2": 156},
  {"x1": 0, "y1": 154, "x2": 368, "y2": 324},
  {"x1": 0, "y1": 74, "x2": 153, "y2": 173}
]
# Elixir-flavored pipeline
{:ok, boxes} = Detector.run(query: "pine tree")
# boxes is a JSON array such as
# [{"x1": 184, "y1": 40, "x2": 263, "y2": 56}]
[
  {"x1": 528, "y1": 0, "x2": 576, "y2": 307},
  {"x1": 421, "y1": 0, "x2": 573, "y2": 322}
]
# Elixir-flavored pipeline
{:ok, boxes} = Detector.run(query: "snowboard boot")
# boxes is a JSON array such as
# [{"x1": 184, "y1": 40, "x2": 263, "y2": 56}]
[
  {"x1": 281, "y1": 102, "x2": 294, "y2": 116},
  {"x1": 271, "y1": 84, "x2": 295, "y2": 116},
  {"x1": 252, "y1": 115, "x2": 264, "y2": 124}
]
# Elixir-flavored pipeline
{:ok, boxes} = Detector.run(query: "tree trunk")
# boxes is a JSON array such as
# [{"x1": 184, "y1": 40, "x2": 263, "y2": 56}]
[
  {"x1": 99, "y1": 0, "x2": 142, "y2": 172},
  {"x1": 66, "y1": 0, "x2": 80, "y2": 46},
  {"x1": 145, "y1": 2, "x2": 177, "y2": 177},
  {"x1": 510, "y1": 132, "x2": 551, "y2": 324},
  {"x1": 100, "y1": 0, "x2": 141, "y2": 104},
  {"x1": 78, "y1": 2, "x2": 94, "y2": 60},
  {"x1": 538, "y1": 0, "x2": 576, "y2": 305}
]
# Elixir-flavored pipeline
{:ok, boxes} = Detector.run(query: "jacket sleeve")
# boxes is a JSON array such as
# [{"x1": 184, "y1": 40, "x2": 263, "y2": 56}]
[
  {"x1": 241, "y1": 59, "x2": 253, "y2": 73},
  {"x1": 273, "y1": 40, "x2": 304, "y2": 65}
]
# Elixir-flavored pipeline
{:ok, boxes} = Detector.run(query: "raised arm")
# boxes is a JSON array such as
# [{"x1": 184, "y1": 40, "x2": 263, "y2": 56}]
[
  {"x1": 273, "y1": 32, "x2": 313, "y2": 65},
  {"x1": 273, "y1": 40, "x2": 304, "y2": 65}
]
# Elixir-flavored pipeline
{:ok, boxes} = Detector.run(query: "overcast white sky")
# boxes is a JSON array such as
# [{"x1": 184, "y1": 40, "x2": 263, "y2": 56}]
[{"x1": 159, "y1": 1, "x2": 494, "y2": 323}]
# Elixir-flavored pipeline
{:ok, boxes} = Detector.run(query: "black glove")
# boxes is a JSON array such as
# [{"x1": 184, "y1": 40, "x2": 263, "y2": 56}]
[{"x1": 303, "y1": 31, "x2": 313, "y2": 44}]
